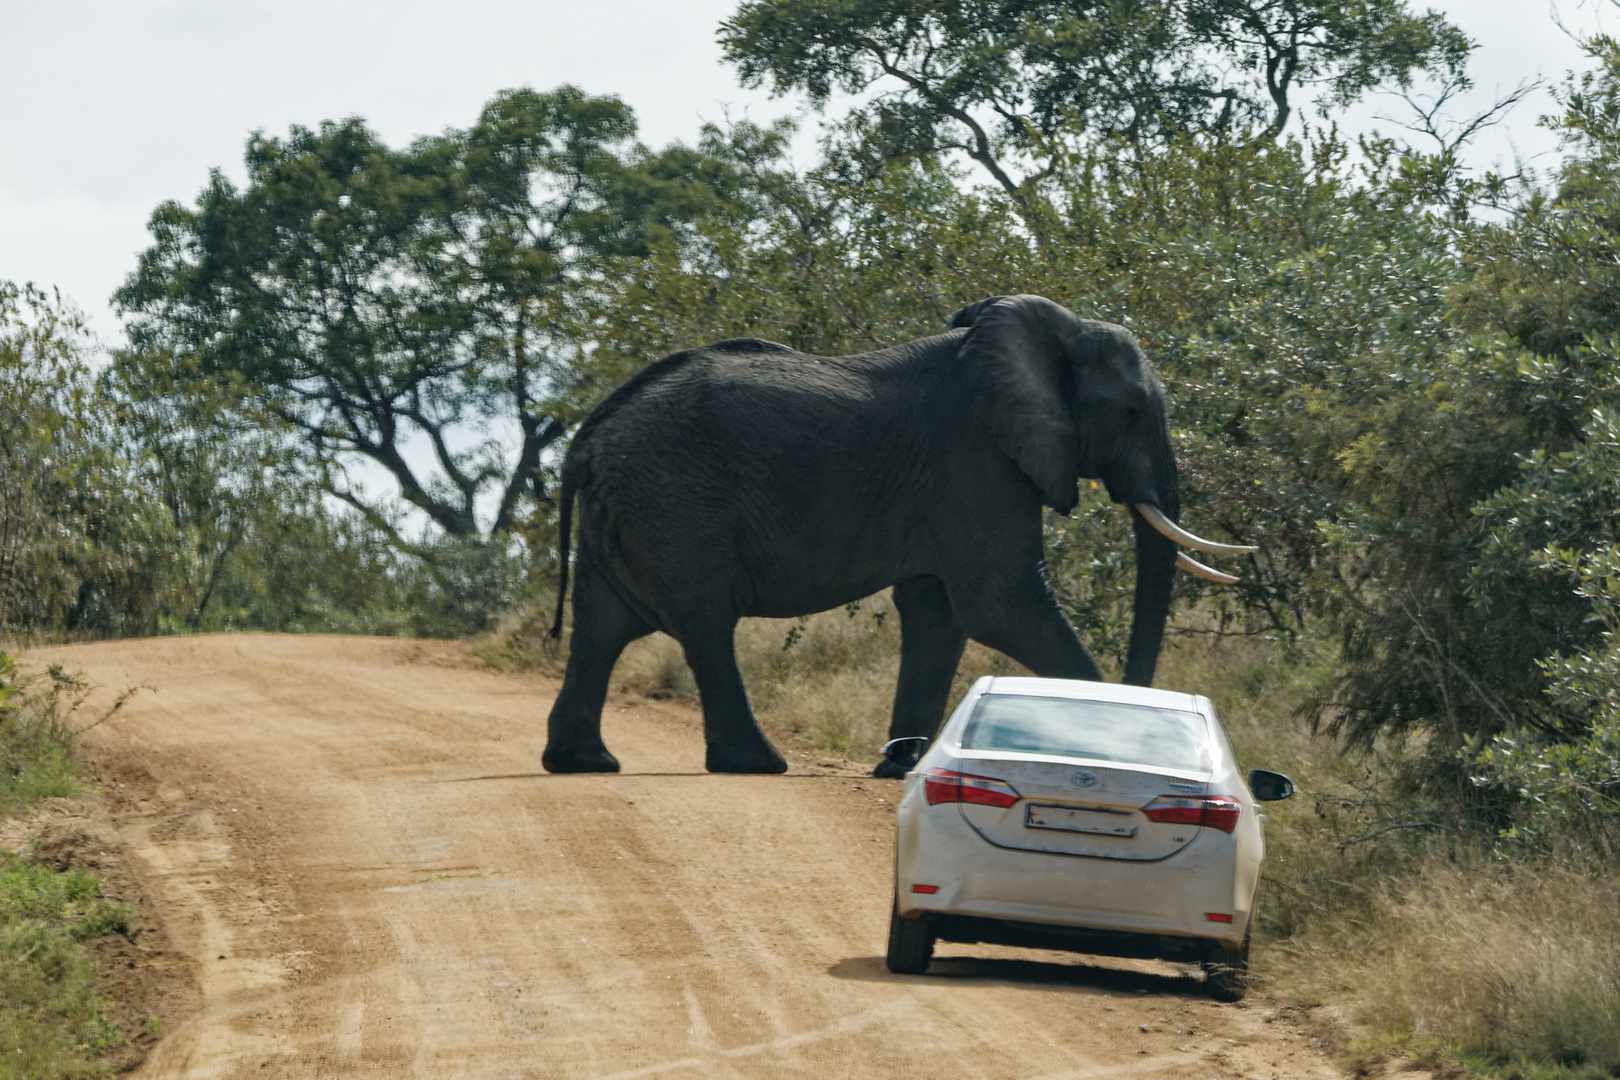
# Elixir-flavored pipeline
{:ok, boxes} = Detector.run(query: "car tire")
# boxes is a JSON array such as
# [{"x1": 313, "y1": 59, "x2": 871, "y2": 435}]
[
  {"x1": 886, "y1": 903, "x2": 935, "y2": 975},
  {"x1": 1203, "y1": 928, "x2": 1251, "y2": 1002}
]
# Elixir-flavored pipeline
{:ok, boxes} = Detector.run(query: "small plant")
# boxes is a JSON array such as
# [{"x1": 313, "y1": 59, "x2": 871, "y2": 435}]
[
  {"x1": 0, "y1": 651, "x2": 141, "y2": 818},
  {"x1": 72, "y1": 901, "x2": 130, "y2": 941}
]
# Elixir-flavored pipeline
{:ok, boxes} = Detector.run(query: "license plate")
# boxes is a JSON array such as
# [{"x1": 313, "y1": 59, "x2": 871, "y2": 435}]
[{"x1": 1024, "y1": 803, "x2": 1138, "y2": 838}]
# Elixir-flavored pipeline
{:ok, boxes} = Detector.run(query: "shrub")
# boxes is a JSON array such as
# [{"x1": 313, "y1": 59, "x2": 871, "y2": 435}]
[
  {"x1": 0, "y1": 653, "x2": 79, "y2": 816},
  {"x1": 1469, "y1": 540, "x2": 1620, "y2": 859}
]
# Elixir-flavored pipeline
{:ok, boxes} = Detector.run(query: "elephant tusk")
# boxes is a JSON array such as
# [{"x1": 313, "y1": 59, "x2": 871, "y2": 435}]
[
  {"x1": 1134, "y1": 503, "x2": 1259, "y2": 556},
  {"x1": 1177, "y1": 552, "x2": 1241, "y2": 584}
]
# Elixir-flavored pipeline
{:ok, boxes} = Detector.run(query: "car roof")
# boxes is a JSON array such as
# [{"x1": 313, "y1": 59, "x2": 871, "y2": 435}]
[{"x1": 980, "y1": 677, "x2": 1205, "y2": 714}]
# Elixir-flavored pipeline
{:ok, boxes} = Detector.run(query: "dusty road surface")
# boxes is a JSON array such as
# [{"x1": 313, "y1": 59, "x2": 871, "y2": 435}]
[{"x1": 31, "y1": 634, "x2": 1343, "y2": 1079}]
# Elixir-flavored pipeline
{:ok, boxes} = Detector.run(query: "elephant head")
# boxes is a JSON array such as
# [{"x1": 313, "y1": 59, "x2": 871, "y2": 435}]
[{"x1": 950, "y1": 295, "x2": 1254, "y2": 686}]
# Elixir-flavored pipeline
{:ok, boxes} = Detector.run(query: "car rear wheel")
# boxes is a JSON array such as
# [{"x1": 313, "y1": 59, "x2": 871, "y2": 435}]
[
  {"x1": 1203, "y1": 929, "x2": 1251, "y2": 1002},
  {"x1": 886, "y1": 903, "x2": 935, "y2": 975}
]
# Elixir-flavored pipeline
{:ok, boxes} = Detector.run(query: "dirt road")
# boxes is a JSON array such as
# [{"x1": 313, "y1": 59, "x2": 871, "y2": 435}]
[{"x1": 31, "y1": 634, "x2": 1342, "y2": 1079}]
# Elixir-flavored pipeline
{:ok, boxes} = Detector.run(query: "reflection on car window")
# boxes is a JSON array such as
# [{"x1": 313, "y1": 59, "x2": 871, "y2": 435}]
[{"x1": 960, "y1": 695, "x2": 1211, "y2": 772}]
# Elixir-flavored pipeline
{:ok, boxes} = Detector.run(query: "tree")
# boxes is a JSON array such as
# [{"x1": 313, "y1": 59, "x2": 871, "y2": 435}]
[
  {"x1": 1183, "y1": 0, "x2": 1470, "y2": 137},
  {"x1": 720, "y1": 0, "x2": 1468, "y2": 210},
  {"x1": 0, "y1": 283, "x2": 163, "y2": 636},
  {"x1": 116, "y1": 86, "x2": 733, "y2": 545}
]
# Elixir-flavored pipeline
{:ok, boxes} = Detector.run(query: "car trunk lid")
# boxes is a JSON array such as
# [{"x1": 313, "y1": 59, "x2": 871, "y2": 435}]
[{"x1": 953, "y1": 754, "x2": 1210, "y2": 860}]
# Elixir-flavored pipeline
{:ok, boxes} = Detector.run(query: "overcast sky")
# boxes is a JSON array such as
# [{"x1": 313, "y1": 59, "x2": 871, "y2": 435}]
[{"x1": 1, "y1": 0, "x2": 1613, "y2": 345}]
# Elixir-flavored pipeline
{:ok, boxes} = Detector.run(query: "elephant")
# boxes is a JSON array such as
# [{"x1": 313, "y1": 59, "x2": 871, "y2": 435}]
[{"x1": 542, "y1": 294, "x2": 1254, "y2": 778}]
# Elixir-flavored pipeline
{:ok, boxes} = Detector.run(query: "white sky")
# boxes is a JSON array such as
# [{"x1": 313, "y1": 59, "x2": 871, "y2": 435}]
[{"x1": 0, "y1": 1, "x2": 1611, "y2": 344}]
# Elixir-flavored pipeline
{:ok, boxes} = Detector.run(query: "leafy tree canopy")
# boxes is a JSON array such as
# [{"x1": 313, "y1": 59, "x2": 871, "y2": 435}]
[
  {"x1": 116, "y1": 86, "x2": 736, "y2": 544},
  {"x1": 720, "y1": 0, "x2": 1470, "y2": 204}
]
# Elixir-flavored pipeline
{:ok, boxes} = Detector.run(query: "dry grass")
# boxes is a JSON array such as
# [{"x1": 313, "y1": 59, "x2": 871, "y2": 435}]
[
  {"x1": 613, "y1": 591, "x2": 1027, "y2": 759},
  {"x1": 1269, "y1": 852, "x2": 1620, "y2": 1078}
]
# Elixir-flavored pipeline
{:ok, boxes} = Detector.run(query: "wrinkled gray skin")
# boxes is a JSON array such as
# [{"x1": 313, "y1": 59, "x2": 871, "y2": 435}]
[{"x1": 543, "y1": 295, "x2": 1180, "y2": 777}]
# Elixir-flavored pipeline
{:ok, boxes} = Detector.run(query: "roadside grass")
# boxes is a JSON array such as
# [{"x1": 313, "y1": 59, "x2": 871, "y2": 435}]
[
  {"x1": 0, "y1": 858, "x2": 126, "y2": 1079},
  {"x1": 1287, "y1": 850, "x2": 1620, "y2": 1079},
  {"x1": 0, "y1": 650, "x2": 129, "y2": 1078}
]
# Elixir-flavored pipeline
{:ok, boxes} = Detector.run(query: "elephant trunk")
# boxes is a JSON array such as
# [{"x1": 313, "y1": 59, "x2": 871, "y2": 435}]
[{"x1": 1122, "y1": 427, "x2": 1179, "y2": 687}]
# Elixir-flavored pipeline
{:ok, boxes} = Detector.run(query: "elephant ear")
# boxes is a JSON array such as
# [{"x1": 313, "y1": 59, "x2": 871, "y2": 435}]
[
  {"x1": 955, "y1": 295, "x2": 1081, "y2": 513},
  {"x1": 947, "y1": 296, "x2": 1008, "y2": 329}
]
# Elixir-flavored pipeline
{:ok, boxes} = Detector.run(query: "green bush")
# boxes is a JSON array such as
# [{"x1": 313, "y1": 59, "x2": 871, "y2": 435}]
[{"x1": 1470, "y1": 540, "x2": 1620, "y2": 857}]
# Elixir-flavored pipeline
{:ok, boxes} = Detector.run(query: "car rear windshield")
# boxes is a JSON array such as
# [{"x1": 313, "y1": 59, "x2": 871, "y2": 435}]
[{"x1": 960, "y1": 694, "x2": 1212, "y2": 772}]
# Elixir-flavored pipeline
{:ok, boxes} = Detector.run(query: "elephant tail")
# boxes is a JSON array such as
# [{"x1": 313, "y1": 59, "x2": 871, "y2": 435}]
[{"x1": 549, "y1": 478, "x2": 576, "y2": 638}]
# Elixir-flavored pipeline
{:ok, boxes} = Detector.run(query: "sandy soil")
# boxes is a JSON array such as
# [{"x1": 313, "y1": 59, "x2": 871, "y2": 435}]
[{"x1": 25, "y1": 633, "x2": 1348, "y2": 1079}]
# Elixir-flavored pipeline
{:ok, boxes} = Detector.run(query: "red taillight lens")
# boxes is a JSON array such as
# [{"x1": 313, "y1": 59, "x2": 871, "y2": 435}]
[
  {"x1": 1143, "y1": 794, "x2": 1241, "y2": 834},
  {"x1": 922, "y1": 768, "x2": 1020, "y2": 809}
]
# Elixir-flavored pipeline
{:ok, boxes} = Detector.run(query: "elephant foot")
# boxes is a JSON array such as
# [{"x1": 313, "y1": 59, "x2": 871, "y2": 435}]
[
  {"x1": 872, "y1": 755, "x2": 912, "y2": 779},
  {"x1": 706, "y1": 741, "x2": 788, "y2": 774},
  {"x1": 542, "y1": 743, "x2": 622, "y2": 773}
]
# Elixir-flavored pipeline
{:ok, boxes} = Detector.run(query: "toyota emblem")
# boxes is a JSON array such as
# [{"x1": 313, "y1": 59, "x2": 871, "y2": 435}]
[{"x1": 1070, "y1": 770, "x2": 1099, "y2": 788}]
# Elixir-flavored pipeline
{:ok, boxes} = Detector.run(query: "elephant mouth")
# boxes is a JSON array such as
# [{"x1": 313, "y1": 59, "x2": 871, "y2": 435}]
[{"x1": 1132, "y1": 502, "x2": 1257, "y2": 585}]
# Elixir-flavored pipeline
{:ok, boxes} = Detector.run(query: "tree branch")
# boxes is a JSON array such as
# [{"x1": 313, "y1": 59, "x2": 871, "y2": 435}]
[{"x1": 856, "y1": 37, "x2": 1027, "y2": 202}]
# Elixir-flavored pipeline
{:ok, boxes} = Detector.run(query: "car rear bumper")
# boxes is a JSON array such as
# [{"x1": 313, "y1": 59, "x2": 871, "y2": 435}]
[
  {"x1": 897, "y1": 803, "x2": 1252, "y2": 949},
  {"x1": 929, "y1": 912, "x2": 1224, "y2": 963}
]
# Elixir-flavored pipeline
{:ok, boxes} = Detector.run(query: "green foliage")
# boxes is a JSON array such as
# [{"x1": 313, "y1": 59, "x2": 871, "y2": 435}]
[
  {"x1": 1470, "y1": 540, "x2": 1620, "y2": 856},
  {"x1": 1304, "y1": 36, "x2": 1620, "y2": 809},
  {"x1": 0, "y1": 284, "x2": 172, "y2": 638},
  {"x1": 721, "y1": 0, "x2": 1469, "y2": 208},
  {"x1": 116, "y1": 86, "x2": 736, "y2": 544},
  {"x1": 0, "y1": 858, "x2": 126, "y2": 942},
  {"x1": 0, "y1": 278, "x2": 435, "y2": 641}
]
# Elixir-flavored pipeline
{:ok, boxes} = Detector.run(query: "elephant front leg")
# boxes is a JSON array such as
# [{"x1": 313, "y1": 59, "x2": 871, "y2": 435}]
[
  {"x1": 954, "y1": 562, "x2": 1104, "y2": 682},
  {"x1": 543, "y1": 551, "x2": 651, "y2": 773},
  {"x1": 679, "y1": 619, "x2": 788, "y2": 774},
  {"x1": 874, "y1": 575, "x2": 967, "y2": 779}
]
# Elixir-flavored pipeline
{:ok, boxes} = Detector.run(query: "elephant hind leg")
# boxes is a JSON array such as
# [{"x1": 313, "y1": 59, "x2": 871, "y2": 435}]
[
  {"x1": 677, "y1": 619, "x2": 787, "y2": 774},
  {"x1": 543, "y1": 550, "x2": 652, "y2": 773},
  {"x1": 874, "y1": 575, "x2": 967, "y2": 779}
]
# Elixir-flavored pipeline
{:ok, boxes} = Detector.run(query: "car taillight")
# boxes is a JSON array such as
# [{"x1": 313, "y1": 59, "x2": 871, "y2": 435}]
[
  {"x1": 923, "y1": 768, "x2": 1020, "y2": 808},
  {"x1": 1143, "y1": 794, "x2": 1241, "y2": 834}
]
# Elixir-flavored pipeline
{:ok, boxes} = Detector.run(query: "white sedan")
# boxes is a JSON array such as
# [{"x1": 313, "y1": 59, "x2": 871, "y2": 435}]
[{"x1": 884, "y1": 676, "x2": 1295, "y2": 1000}]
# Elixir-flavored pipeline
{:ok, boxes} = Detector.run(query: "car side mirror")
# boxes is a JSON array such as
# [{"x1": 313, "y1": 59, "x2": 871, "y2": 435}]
[
  {"x1": 1247, "y1": 769, "x2": 1295, "y2": 802},
  {"x1": 880, "y1": 736, "x2": 929, "y2": 764}
]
